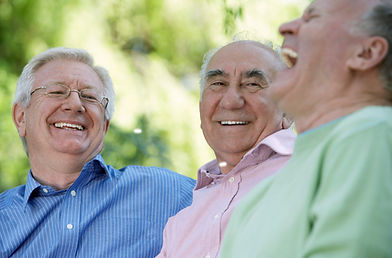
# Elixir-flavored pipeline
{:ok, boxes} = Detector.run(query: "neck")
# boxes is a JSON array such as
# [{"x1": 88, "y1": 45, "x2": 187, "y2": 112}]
[
  {"x1": 293, "y1": 76, "x2": 392, "y2": 133},
  {"x1": 295, "y1": 96, "x2": 391, "y2": 133},
  {"x1": 29, "y1": 153, "x2": 93, "y2": 190},
  {"x1": 215, "y1": 152, "x2": 244, "y2": 175},
  {"x1": 213, "y1": 127, "x2": 283, "y2": 174}
]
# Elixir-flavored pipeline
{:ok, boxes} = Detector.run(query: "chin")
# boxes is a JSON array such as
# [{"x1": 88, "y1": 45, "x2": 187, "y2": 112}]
[
  {"x1": 53, "y1": 143, "x2": 89, "y2": 156},
  {"x1": 219, "y1": 142, "x2": 252, "y2": 154}
]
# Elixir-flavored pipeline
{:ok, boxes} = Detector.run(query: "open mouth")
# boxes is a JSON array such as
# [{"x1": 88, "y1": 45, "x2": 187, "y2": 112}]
[
  {"x1": 281, "y1": 48, "x2": 298, "y2": 68},
  {"x1": 220, "y1": 121, "x2": 249, "y2": 126},
  {"x1": 54, "y1": 122, "x2": 84, "y2": 131}
]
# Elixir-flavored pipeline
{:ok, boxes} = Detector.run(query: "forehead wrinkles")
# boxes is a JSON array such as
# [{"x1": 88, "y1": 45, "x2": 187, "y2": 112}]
[
  {"x1": 207, "y1": 50, "x2": 275, "y2": 78},
  {"x1": 34, "y1": 60, "x2": 103, "y2": 89}
]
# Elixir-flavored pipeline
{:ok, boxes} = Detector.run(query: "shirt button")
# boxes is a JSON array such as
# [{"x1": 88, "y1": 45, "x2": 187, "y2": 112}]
[
  {"x1": 70, "y1": 190, "x2": 76, "y2": 197},
  {"x1": 43, "y1": 188, "x2": 49, "y2": 193},
  {"x1": 66, "y1": 224, "x2": 73, "y2": 230},
  {"x1": 214, "y1": 214, "x2": 220, "y2": 219},
  {"x1": 205, "y1": 254, "x2": 211, "y2": 258},
  {"x1": 229, "y1": 177, "x2": 235, "y2": 183}
]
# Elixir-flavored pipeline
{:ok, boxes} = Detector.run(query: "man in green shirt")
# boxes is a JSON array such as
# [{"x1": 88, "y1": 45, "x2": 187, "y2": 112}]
[{"x1": 220, "y1": 0, "x2": 392, "y2": 257}]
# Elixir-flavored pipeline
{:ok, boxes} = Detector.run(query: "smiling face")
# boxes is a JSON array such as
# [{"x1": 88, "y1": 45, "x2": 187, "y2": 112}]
[
  {"x1": 271, "y1": 0, "x2": 379, "y2": 126},
  {"x1": 13, "y1": 59, "x2": 109, "y2": 165},
  {"x1": 200, "y1": 41, "x2": 284, "y2": 173}
]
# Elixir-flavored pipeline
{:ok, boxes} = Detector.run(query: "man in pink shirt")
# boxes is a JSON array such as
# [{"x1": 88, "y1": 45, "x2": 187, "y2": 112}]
[{"x1": 157, "y1": 40, "x2": 296, "y2": 258}]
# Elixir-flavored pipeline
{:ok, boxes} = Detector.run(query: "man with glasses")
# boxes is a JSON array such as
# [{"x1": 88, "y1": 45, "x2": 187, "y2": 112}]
[{"x1": 0, "y1": 47, "x2": 195, "y2": 257}]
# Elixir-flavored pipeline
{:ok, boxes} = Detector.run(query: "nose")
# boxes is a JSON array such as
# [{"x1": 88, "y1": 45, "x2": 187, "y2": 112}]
[
  {"x1": 61, "y1": 91, "x2": 86, "y2": 113},
  {"x1": 219, "y1": 85, "x2": 245, "y2": 110},
  {"x1": 279, "y1": 18, "x2": 301, "y2": 37}
]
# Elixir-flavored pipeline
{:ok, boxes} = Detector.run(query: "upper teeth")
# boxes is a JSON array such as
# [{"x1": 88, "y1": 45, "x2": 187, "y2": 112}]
[
  {"x1": 54, "y1": 122, "x2": 83, "y2": 130},
  {"x1": 221, "y1": 121, "x2": 249, "y2": 125},
  {"x1": 281, "y1": 48, "x2": 298, "y2": 68}
]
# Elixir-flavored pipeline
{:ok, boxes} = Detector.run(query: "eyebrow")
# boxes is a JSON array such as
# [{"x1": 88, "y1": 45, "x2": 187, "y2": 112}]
[
  {"x1": 205, "y1": 68, "x2": 271, "y2": 84},
  {"x1": 206, "y1": 69, "x2": 228, "y2": 80},
  {"x1": 45, "y1": 81, "x2": 96, "y2": 90},
  {"x1": 246, "y1": 69, "x2": 271, "y2": 84}
]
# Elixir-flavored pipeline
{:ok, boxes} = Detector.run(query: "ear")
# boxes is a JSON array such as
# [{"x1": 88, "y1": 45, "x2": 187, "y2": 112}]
[
  {"x1": 12, "y1": 103, "x2": 27, "y2": 137},
  {"x1": 347, "y1": 36, "x2": 389, "y2": 71},
  {"x1": 104, "y1": 120, "x2": 110, "y2": 134}
]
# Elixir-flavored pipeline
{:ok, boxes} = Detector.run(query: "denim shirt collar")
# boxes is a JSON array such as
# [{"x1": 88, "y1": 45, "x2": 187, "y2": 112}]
[{"x1": 23, "y1": 154, "x2": 110, "y2": 208}]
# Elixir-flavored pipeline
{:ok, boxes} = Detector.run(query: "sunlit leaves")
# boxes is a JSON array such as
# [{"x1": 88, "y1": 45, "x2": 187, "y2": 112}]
[{"x1": 222, "y1": 0, "x2": 244, "y2": 35}]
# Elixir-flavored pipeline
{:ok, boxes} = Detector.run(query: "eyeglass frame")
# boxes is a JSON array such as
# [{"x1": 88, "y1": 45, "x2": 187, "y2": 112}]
[{"x1": 30, "y1": 83, "x2": 109, "y2": 109}]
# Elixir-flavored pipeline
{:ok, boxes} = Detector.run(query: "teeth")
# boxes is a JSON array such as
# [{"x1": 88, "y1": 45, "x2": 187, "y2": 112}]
[
  {"x1": 220, "y1": 121, "x2": 249, "y2": 125},
  {"x1": 281, "y1": 48, "x2": 298, "y2": 68},
  {"x1": 54, "y1": 122, "x2": 84, "y2": 130}
]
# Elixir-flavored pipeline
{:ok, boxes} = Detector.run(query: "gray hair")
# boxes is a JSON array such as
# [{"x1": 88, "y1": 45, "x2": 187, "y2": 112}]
[
  {"x1": 199, "y1": 39, "x2": 285, "y2": 98},
  {"x1": 359, "y1": 0, "x2": 392, "y2": 92},
  {"x1": 14, "y1": 47, "x2": 115, "y2": 120}
]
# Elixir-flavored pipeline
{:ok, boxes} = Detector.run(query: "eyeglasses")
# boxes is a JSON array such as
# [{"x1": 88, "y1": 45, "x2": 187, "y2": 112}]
[{"x1": 30, "y1": 83, "x2": 109, "y2": 109}]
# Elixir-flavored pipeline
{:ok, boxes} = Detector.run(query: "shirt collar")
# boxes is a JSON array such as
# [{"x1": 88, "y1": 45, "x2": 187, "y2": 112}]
[
  {"x1": 22, "y1": 154, "x2": 110, "y2": 208},
  {"x1": 23, "y1": 170, "x2": 41, "y2": 207},
  {"x1": 195, "y1": 128, "x2": 296, "y2": 190}
]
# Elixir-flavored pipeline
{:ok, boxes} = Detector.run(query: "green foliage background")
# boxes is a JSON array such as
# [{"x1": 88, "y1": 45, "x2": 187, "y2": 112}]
[{"x1": 0, "y1": 0, "x2": 307, "y2": 192}]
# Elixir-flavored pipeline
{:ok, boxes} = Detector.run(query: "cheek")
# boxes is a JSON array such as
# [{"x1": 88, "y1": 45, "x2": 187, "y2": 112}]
[
  {"x1": 200, "y1": 113, "x2": 211, "y2": 139},
  {"x1": 25, "y1": 108, "x2": 44, "y2": 130},
  {"x1": 199, "y1": 104, "x2": 215, "y2": 141},
  {"x1": 200, "y1": 95, "x2": 218, "y2": 119}
]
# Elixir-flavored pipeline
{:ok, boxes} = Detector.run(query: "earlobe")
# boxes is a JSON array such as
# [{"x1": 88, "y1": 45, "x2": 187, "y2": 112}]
[
  {"x1": 12, "y1": 103, "x2": 27, "y2": 137},
  {"x1": 347, "y1": 36, "x2": 389, "y2": 71}
]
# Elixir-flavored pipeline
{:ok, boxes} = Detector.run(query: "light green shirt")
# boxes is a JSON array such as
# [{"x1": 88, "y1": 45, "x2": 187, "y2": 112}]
[{"x1": 220, "y1": 106, "x2": 392, "y2": 258}]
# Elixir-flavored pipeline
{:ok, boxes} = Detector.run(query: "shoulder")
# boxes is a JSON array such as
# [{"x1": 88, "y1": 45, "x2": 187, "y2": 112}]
[
  {"x1": 114, "y1": 165, "x2": 194, "y2": 182},
  {"x1": 106, "y1": 164, "x2": 195, "y2": 191},
  {"x1": 333, "y1": 106, "x2": 392, "y2": 140},
  {"x1": 0, "y1": 185, "x2": 25, "y2": 210},
  {"x1": 319, "y1": 107, "x2": 392, "y2": 185},
  {"x1": 314, "y1": 106, "x2": 392, "y2": 153}
]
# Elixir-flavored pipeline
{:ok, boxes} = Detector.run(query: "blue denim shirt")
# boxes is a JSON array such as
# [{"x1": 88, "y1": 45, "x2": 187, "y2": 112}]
[{"x1": 0, "y1": 154, "x2": 195, "y2": 257}]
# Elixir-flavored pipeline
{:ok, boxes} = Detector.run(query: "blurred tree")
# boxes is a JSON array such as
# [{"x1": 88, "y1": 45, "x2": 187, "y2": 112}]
[
  {"x1": 103, "y1": 0, "x2": 219, "y2": 77},
  {"x1": 102, "y1": 115, "x2": 171, "y2": 169},
  {"x1": 221, "y1": 0, "x2": 244, "y2": 35}
]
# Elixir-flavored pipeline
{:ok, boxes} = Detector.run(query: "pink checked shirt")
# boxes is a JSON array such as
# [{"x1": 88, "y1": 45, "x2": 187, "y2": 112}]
[{"x1": 157, "y1": 128, "x2": 296, "y2": 258}]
